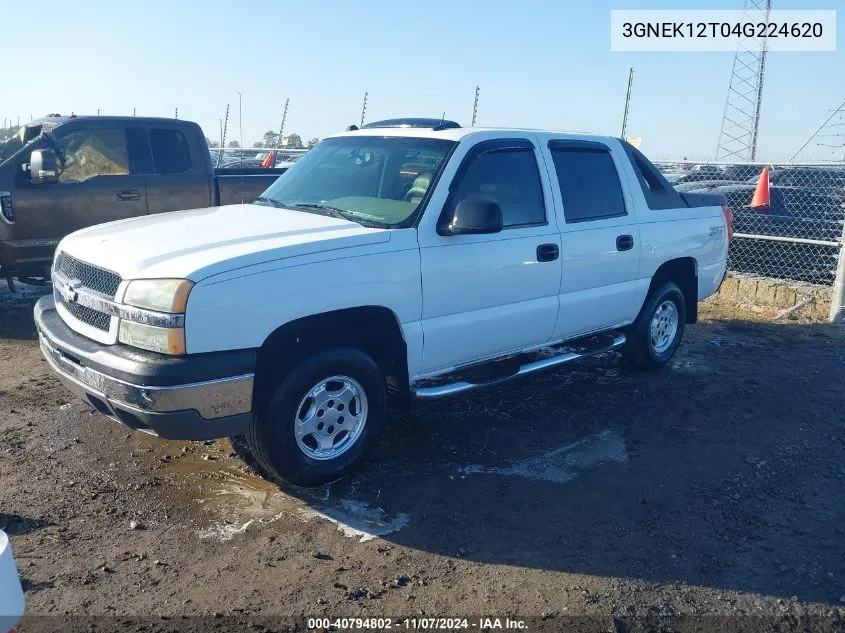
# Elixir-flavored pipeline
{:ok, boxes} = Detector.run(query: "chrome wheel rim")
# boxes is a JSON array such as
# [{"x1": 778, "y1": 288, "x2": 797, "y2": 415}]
[
  {"x1": 649, "y1": 300, "x2": 679, "y2": 354},
  {"x1": 293, "y1": 375, "x2": 368, "y2": 461}
]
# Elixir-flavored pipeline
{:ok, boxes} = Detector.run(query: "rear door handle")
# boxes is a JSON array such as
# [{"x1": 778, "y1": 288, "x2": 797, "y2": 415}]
[
  {"x1": 536, "y1": 243, "x2": 560, "y2": 262},
  {"x1": 616, "y1": 235, "x2": 634, "y2": 251},
  {"x1": 117, "y1": 189, "x2": 141, "y2": 201}
]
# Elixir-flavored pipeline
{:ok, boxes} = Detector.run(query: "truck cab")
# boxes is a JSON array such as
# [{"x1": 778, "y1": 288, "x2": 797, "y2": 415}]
[
  {"x1": 0, "y1": 116, "x2": 284, "y2": 289},
  {"x1": 34, "y1": 118, "x2": 730, "y2": 486}
]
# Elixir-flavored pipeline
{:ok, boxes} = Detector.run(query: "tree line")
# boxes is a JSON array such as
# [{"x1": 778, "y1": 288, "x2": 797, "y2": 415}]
[{"x1": 207, "y1": 131, "x2": 319, "y2": 150}]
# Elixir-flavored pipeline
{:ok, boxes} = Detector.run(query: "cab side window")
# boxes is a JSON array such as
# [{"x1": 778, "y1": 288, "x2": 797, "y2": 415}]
[
  {"x1": 450, "y1": 148, "x2": 545, "y2": 228},
  {"x1": 55, "y1": 129, "x2": 130, "y2": 183}
]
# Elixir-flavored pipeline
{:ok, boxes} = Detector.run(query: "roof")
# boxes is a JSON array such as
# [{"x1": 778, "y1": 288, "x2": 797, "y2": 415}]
[
  {"x1": 329, "y1": 125, "x2": 615, "y2": 144},
  {"x1": 27, "y1": 115, "x2": 193, "y2": 128}
]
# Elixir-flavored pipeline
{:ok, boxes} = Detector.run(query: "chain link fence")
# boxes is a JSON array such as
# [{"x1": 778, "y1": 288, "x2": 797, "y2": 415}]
[
  {"x1": 210, "y1": 147, "x2": 308, "y2": 169},
  {"x1": 655, "y1": 161, "x2": 845, "y2": 287}
]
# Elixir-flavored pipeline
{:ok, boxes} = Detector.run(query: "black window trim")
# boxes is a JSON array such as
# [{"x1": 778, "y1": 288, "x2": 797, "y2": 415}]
[
  {"x1": 547, "y1": 139, "x2": 628, "y2": 224},
  {"x1": 621, "y1": 140, "x2": 687, "y2": 210},
  {"x1": 438, "y1": 138, "x2": 548, "y2": 235},
  {"x1": 126, "y1": 126, "x2": 154, "y2": 175}
]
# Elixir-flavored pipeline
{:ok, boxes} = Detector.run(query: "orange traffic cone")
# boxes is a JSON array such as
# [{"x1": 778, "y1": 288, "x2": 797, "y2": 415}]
[
  {"x1": 260, "y1": 150, "x2": 275, "y2": 169},
  {"x1": 748, "y1": 166, "x2": 770, "y2": 210}
]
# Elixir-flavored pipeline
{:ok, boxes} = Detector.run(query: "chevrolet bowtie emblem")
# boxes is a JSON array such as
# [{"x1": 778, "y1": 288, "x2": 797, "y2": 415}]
[{"x1": 59, "y1": 279, "x2": 82, "y2": 303}]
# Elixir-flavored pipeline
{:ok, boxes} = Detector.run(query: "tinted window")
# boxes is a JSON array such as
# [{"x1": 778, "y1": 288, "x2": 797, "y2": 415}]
[
  {"x1": 149, "y1": 129, "x2": 192, "y2": 174},
  {"x1": 451, "y1": 149, "x2": 545, "y2": 227},
  {"x1": 125, "y1": 127, "x2": 154, "y2": 174},
  {"x1": 54, "y1": 128, "x2": 129, "y2": 183},
  {"x1": 550, "y1": 148, "x2": 626, "y2": 223}
]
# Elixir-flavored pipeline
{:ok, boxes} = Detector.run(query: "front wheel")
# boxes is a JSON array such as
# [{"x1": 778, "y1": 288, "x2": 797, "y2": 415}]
[
  {"x1": 247, "y1": 347, "x2": 387, "y2": 486},
  {"x1": 622, "y1": 281, "x2": 686, "y2": 369}
]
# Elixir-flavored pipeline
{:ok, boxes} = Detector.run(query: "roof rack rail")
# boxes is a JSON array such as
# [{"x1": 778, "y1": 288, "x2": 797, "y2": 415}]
[{"x1": 360, "y1": 117, "x2": 461, "y2": 131}]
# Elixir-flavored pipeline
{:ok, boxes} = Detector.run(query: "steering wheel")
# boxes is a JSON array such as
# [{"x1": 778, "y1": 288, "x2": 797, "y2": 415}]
[{"x1": 403, "y1": 187, "x2": 428, "y2": 202}]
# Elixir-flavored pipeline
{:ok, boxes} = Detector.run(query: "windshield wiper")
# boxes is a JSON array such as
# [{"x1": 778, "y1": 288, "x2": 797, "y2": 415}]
[
  {"x1": 252, "y1": 196, "x2": 285, "y2": 208},
  {"x1": 285, "y1": 202, "x2": 351, "y2": 219},
  {"x1": 274, "y1": 202, "x2": 386, "y2": 228}
]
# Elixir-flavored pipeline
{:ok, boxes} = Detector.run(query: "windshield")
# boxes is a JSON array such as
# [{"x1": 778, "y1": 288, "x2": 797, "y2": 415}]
[{"x1": 256, "y1": 136, "x2": 456, "y2": 228}]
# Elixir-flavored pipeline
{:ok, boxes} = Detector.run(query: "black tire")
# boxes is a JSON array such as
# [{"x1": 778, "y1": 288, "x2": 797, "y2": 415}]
[
  {"x1": 622, "y1": 281, "x2": 686, "y2": 369},
  {"x1": 246, "y1": 347, "x2": 387, "y2": 487}
]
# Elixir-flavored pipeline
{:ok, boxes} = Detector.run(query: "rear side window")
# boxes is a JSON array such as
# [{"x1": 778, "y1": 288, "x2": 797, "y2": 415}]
[
  {"x1": 148, "y1": 129, "x2": 192, "y2": 175},
  {"x1": 450, "y1": 148, "x2": 546, "y2": 228},
  {"x1": 549, "y1": 145, "x2": 626, "y2": 223},
  {"x1": 623, "y1": 142, "x2": 686, "y2": 210}
]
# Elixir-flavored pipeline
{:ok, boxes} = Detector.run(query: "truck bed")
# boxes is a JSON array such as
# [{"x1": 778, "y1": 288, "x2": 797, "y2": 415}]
[{"x1": 215, "y1": 168, "x2": 287, "y2": 206}]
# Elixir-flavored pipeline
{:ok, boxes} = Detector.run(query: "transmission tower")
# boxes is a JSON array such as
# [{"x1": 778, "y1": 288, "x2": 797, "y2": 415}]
[{"x1": 716, "y1": 0, "x2": 772, "y2": 162}]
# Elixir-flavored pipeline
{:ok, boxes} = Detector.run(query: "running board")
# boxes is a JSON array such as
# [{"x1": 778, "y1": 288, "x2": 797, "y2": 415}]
[{"x1": 412, "y1": 332, "x2": 627, "y2": 400}]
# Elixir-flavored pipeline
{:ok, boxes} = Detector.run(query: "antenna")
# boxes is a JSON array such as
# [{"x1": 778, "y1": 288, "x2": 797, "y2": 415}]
[
  {"x1": 440, "y1": 112, "x2": 446, "y2": 126},
  {"x1": 360, "y1": 91, "x2": 368, "y2": 128},
  {"x1": 716, "y1": 0, "x2": 772, "y2": 161},
  {"x1": 133, "y1": 107, "x2": 136, "y2": 117},
  {"x1": 277, "y1": 98, "x2": 289, "y2": 148},
  {"x1": 471, "y1": 86, "x2": 480, "y2": 126},
  {"x1": 238, "y1": 92, "x2": 244, "y2": 204},
  {"x1": 174, "y1": 107, "x2": 178, "y2": 119},
  {"x1": 620, "y1": 67, "x2": 634, "y2": 139}
]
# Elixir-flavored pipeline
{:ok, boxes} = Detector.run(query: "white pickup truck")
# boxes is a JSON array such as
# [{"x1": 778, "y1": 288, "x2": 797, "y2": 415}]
[{"x1": 35, "y1": 118, "x2": 731, "y2": 485}]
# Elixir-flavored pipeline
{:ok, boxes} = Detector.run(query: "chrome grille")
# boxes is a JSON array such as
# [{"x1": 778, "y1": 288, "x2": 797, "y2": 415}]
[
  {"x1": 60, "y1": 298, "x2": 112, "y2": 332},
  {"x1": 56, "y1": 252, "x2": 121, "y2": 298}
]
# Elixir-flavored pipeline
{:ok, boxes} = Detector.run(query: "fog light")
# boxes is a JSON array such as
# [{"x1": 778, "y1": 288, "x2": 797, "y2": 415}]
[{"x1": 118, "y1": 321, "x2": 185, "y2": 355}]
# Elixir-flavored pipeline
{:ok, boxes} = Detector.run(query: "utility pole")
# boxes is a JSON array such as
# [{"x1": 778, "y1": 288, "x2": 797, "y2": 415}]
[
  {"x1": 621, "y1": 68, "x2": 634, "y2": 139},
  {"x1": 359, "y1": 91, "x2": 368, "y2": 128},
  {"x1": 471, "y1": 86, "x2": 480, "y2": 127},
  {"x1": 277, "y1": 98, "x2": 289, "y2": 147},
  {"x1": 789, "y1": 96, "x2": 845, "y2": 163}
]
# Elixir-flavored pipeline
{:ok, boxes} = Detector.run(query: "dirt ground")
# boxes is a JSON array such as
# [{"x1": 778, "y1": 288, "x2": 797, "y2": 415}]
[{"x1": 2, "y1": 285, "x2": 845, "y2": 632}]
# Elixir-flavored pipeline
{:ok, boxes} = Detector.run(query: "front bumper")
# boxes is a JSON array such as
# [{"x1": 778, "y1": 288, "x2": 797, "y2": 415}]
[{"x1": 34, "y1": 295, "x2": 256, "y2": 440}]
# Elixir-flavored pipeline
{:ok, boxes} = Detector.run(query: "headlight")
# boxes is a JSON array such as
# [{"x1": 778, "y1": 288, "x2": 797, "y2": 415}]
[
  {"x1": 118, "y1": 321, "x2": 186, "y2": 355},
  {"x1": 123, "y1": 279, "x2": 193, "y2": 313},
  {"x1": 119, "y1": 278, "x2": 193, "y2": 355}
]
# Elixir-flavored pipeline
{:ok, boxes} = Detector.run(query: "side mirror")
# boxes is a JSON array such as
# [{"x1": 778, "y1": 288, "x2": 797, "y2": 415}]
[
  {"x1": 441, "y1": 199, "x2": 503, "y2": 235},
  {"x1": 29, "y1": 149, "x2": 59, "y2": 185}
]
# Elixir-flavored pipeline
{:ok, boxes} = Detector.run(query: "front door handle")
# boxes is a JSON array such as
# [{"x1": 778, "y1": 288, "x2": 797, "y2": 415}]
[
  {"x1": 616, "y1": 235, "x2": 634, "y2": 251},
  {"x1": 536, "y1": 243, "x2": 560, "y2": 262},
  {"x1": 116, "y1": 189, "x2": 141, "y2": 201}
]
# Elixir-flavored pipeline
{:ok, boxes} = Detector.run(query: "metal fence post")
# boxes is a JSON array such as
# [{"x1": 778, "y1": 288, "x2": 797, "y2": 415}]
[{"x1": 830, "y1": 220, "x2": 845, "y2": 323}]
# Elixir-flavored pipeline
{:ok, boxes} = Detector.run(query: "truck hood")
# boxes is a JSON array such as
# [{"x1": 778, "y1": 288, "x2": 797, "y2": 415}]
[{"x1": 57, "y1": 204, "x2": 391, "y2": 280}]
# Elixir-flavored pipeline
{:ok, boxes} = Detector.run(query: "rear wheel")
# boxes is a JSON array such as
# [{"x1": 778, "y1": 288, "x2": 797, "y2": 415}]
[
  {"x1": 247, "y1": 347, "x2": 387, "y2": 486},
  {"x1": 622, "y1": 281, "x2": 686, "y2": 369}
]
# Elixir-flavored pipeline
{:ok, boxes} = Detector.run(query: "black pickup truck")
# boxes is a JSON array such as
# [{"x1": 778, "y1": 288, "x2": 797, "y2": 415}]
[{"x1": 0, "y1": 115, "x2": 287, "y2": 289}]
